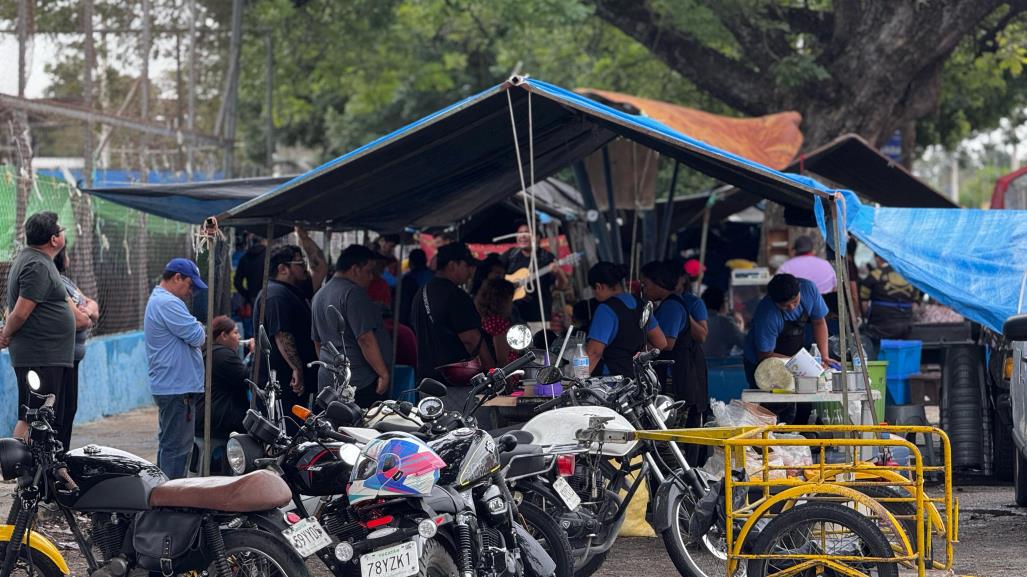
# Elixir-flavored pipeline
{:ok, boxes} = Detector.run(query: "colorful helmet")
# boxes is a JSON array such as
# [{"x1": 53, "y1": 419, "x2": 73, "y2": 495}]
[{"x1": 348, "y1": 433, "x2": 446, "y2": 504}]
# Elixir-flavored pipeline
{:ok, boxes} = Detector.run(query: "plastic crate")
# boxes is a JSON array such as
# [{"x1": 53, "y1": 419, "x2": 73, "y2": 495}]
[
  {"x1": 878, "y1": 339, "x2": 922, "y2": 379},
  {"x1": 707, "y1": 356, "x2": 748, "y2": 402},
  {"x1": 886, "y1": 377, "x2": 910, "y2": 405}
]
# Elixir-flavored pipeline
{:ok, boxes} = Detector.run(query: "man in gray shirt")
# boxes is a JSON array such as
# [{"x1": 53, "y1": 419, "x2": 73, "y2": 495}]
[
  {"x1": 311, "y1": 244, "x2": 393, "y2": 408},
  {"x1": 0, "y1": 212, "x2": 76, "y2": 448}
]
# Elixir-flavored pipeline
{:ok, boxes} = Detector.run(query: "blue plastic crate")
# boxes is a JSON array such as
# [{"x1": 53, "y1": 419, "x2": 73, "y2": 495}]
[
  {"x1": 886, "y1": 377, "x2": 910, "y2": 405},
  {"x1": 707, "y1": 356, "x2": 748, "y2": 402},
  {"x1": 878, "y1": 339, "x2": 922, "y2": 379}
]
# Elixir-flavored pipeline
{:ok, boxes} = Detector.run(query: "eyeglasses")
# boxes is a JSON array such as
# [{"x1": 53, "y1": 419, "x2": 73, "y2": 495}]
[
  {"x1": 287, "y1": 260, "x2": 307, "y2": 268},
  {"x1": 53, "y1": 227, "x2": 66, "y2": 237}
]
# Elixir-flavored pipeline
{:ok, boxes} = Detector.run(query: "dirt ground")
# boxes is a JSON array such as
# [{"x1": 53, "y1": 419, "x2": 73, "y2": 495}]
[{"x1": 1, "y1": 407, "x2": 1024, "y2": 576}]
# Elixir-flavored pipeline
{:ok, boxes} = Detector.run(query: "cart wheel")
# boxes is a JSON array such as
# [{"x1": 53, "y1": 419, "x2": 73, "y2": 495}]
[{"x1": 746, "y1": 501, "x2": 898, "y2": 577}]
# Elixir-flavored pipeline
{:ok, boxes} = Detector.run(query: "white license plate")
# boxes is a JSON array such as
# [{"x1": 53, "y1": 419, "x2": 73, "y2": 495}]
[
  {"x1": 552, "y1": 476, "x2": 581, "y2": 511},
  {"x1": 282, "y1": 517, "x2": 332, "y2": 558},
  {"x1": 360, "y1": 540, "x2": 419, "y2": 577}
]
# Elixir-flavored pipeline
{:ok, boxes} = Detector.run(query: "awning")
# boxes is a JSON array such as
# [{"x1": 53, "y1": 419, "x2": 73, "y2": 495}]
[
  {"x1": 218, "y1": 77, "x2": 830, "y2": 232},
  {"x1": 81, "y1": 176, "x2": 292, "y2": 224},
  {"x1": 661, "y1": 134, "x2": 956, "y2": 232}
]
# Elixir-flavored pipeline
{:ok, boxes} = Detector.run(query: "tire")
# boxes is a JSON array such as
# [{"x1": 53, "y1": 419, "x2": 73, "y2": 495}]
[
  {"x1": 215, "y1": 529, "x2": 310, "y2": 577},
  {"x1": 570, "y1": 550, "x2": 608, "y2": 577},
  {"x1": 0, "y1": 542, "x2": 65, "y2": 577},
  {"x1": 517, "y1": 501, "x2": 575, "y2": 577},
  {"x1": 417, "y1": 539, "x2": 459, "y2": 577},
  {"x1": 1015, "y1": 447, "x2": 1027, "y2": 507},
  {"x1": 659, "y1": 484, "x2": 733, "y2": 577},
  {"x1": 746, "y1": 502, "x2": 898, "y2": 577},
  {"x1": 992, "y1": 417, "x2": 1015, "y2": 482},
  {"x1": 851, "y1": 485, "x2": 918, "y2": 547}
]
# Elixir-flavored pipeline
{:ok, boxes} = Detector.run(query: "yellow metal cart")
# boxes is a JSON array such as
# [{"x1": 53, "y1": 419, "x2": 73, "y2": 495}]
[{"x1": 633, "y1": 424, "x2": 958, "y2": 577}]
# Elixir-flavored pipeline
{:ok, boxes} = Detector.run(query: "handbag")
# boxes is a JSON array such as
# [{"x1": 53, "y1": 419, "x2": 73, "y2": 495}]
[{"x1": 133, "y1": 510, "x2": 207, "y2": 576}]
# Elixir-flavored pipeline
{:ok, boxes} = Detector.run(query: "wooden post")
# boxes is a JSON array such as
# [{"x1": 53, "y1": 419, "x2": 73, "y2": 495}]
[
  {"x1": 202, "y1": 222, "x2": 216, "y2": 476},
  {"x1": 830, "y1": 201, "x2": 852, "y2": 426}
]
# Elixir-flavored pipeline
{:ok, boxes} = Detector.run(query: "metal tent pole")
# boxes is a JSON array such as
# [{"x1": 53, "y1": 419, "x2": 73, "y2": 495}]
[
  {"x1": 201, "y1": 222, "x2": 216, "y2": 476},
  {"x1": 252, "y1": 222, "x2": 274, "y2": 384},
  {"x1": 602, "y1": 146, "x2": 624, "y2": 264},
  {"x1": 658, "y1": 162, "x2": 681, "y2": 260}
]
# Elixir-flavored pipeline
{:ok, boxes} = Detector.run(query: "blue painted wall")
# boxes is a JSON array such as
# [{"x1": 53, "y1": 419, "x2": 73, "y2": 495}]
[{"x1": 0, "y1": 331, "x2": 152, "y2": 435}]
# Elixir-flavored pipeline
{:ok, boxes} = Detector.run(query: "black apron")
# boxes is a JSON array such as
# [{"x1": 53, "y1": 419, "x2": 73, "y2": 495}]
[
  {"x1": 657, "y1": 294, "x2": 709, "y2": 410},
  {"x1": 774, "y1": 310, "x2": 810, "y2": 357},
  {"x1": 594, "y1": 296, "x2": 644, "y2": 377}
]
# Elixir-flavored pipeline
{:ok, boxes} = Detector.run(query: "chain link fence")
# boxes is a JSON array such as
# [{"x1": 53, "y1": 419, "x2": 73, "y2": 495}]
[{"x1": 0, "y1": 167, "x2": 196, "y2": 335}]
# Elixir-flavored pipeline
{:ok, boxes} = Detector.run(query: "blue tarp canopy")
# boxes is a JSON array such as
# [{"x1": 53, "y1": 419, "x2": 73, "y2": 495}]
[
  {"x1": 218, "y1": 76, "x2": 831, "y2": 232},
  {"x1": 816, "y1": 189, "x2": 1027, "y2": 333},
  {"x1": 82, "y1": 176, "x2": 291, "y2": 224}
]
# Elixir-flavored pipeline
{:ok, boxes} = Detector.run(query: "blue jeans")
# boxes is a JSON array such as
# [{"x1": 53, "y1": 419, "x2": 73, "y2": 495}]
[{"x1": 154, "y1": 394, "x2": 196, "y2": 479}]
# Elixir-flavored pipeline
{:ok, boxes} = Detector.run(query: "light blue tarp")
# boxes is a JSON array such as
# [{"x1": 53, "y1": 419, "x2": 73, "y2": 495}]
[{"x1": 816, "y1": 189, "x2": 1027, "y2": 333}]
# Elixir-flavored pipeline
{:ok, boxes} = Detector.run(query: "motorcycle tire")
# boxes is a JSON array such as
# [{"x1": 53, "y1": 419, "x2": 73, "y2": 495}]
[
  {"x1": 517, "y1": 501, "x2": 575, "y2": 577},
  {"x1": 216, "y1": 529, "x2": 311, "y2": 577},
  {"x1": 746, "y1": 502, "x2": 898, "y2": 577},
  {"x1": 416, "y1": 538, "x2": 459, "y2": 577},
  {"x1": 659, "y1": 483, "x2": 734, "y2": 577},
  {"x1": 0, "y1": 543, "x2": 64, "y2": 577}
]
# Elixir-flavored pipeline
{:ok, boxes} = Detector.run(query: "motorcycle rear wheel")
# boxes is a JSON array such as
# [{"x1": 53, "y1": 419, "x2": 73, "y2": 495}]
[
  {"x1": 213, "y1": 529, "x2": 310, "y2": 577},
  {"x1": 0, "y1": 543, "x2": 64, "y2": 577}
]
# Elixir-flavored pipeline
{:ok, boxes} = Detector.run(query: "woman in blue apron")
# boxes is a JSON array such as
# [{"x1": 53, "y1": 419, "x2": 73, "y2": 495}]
[
  {"x1": 585, "y1": 262, "x2": 667, "y2": 376},
  {"x1": 742, "y1": 274, "x2": 832, "y2": 423}
]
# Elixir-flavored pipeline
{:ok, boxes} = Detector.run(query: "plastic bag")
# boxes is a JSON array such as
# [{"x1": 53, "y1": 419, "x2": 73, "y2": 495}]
[
  {"x1": 770, "y1": 433, "x2": 813, "y2": 477},
  {"x1": 709, "y1": 400, "x2": 777, "y2": 428}
]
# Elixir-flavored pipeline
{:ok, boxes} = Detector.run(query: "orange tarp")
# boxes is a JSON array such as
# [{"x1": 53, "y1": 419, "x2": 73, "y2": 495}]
[{"x1": 578, "y1": 89, "x2": 803, "y2": 171}]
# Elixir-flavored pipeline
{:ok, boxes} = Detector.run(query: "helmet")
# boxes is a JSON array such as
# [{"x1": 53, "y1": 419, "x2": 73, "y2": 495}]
[
  {"x1": 348, "y1": 433, "x2": 446, "y2": 505},
  {"x1": 436, "y1": 358, "x2": 481, "y2": 387}
]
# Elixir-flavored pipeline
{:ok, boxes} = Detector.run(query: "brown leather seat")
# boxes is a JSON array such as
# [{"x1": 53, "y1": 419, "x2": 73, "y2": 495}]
[{"x1": 148, "y1": 470, "x2": 292, "y2": 512}]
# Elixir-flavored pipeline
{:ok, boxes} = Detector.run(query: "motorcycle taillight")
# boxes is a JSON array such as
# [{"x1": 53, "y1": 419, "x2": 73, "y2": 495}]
[{"x1": 556, "y1": 454, "x2": 575, "y2": 477}]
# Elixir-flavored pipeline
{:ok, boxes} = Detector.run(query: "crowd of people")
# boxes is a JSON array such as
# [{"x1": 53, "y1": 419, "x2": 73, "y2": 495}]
[{"x1": 2, "y1": 210, "x2": 922, "y2": 481}]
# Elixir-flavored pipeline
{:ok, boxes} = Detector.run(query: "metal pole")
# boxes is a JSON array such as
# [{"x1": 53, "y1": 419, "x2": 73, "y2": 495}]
[
  {"x1": 186, "y1": 0, "x2": 197, "y2": 178},
  {"x1": 658, "y1": 162, "x2": 680, "y2": 260},
  {"x1": 696, "y1": 193, "x2": 717, "y2": 290},
  {"x1": 602, "y1": 146, "x2": 624, "y2": 264},
  {"x1": 202, "y1": 224, "x2": 216, "y2": 476},
  {"x1": 140, "y1": 0, "x2": 151, "y2": 184},
  {"x1": 265, "y1": 34, "x2": 275, "y2": 172},
  {"x1": 830, "y1": 201, "x2": 852, "y2": 426},
  {"x1": 252, "y1": 223, "x2": 274, "y2": 384},
  {"x1": 391, "y1": 241, "x2": 404, "y2": 385},
  {"x1": 83, "y1": 0, "x2": 95, "y2": 189}
]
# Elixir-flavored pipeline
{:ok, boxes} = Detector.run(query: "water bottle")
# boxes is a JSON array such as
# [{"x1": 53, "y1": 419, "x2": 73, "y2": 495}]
[
  {"x1": 853, "y1": 343, "x2": 864, "y2": 372},
  {"x1": 572, "y1": 343, "x2": 590, "y2": 380},
  {"x1": 811, "y1": 344, "x2": 822, "y2": 366}
]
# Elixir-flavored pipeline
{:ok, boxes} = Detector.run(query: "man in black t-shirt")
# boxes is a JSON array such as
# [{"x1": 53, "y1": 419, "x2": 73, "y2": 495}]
[
  {"x1": 412, "y1": 243, "x2": 495, "y2": 409},
  {"x1": 253, "y1": 245, "x2": 318, "y2": 413},
  {"x1": 499, "y1": 221, "x2": 568, "y2": 324}
]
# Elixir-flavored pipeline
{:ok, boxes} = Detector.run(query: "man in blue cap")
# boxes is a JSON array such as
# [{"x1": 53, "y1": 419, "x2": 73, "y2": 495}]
[{"x1": 144, "y1": 257, "x2": 207, "y2": 479}]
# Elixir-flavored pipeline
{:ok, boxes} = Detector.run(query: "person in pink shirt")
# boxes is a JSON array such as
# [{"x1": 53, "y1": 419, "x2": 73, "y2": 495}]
[{"x1": 776, "y1": 235, "x2": 837, "y2": 294}]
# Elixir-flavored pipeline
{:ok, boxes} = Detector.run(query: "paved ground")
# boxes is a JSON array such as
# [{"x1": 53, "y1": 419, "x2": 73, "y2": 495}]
[{"x1": 2, "y1": 407, "x2": 1024, "y2": 576}]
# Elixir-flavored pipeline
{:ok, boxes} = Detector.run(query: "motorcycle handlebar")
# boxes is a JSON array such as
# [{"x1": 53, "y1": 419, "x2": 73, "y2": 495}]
[{"x1": 633, "y1": 349, "x2": 661, "y2": 365}]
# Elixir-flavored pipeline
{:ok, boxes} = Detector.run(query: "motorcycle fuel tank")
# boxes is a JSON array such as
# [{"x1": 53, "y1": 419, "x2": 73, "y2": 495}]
[
  {"x1": 521, "y1": 406, "x2": 638, "y2": 457},
  {"x1": 57, "y1": 445, "x2": 167, "y2": 512}
]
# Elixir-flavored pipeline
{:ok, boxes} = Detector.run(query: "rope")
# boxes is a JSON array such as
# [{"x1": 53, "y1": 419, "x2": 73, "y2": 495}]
[
  {"x1": 193, "y1": 216, "x2": 226, "y2": 254},
  {"x1": 506, "y1": 89, "x2": 550, "y2": 359}
]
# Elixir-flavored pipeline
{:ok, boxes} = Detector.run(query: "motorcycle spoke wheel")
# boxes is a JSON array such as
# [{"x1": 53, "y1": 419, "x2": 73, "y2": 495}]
[
  {"x1": 207, "y1": 529, "x2": 308, "y2": 577},
  {"x1": 0, "y1": 543, "x2": 64, "y2": 577},
  {"x1": 662, "y1": 488, "x2": 742, "y2": 577}
]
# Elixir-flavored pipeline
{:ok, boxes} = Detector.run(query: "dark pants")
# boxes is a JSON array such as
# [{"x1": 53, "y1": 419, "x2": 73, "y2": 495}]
[
  {"x1": 16, "y1": 366, "x2": 73, "y2": 451},
  {"x1": 154, "y1": 393, "x2": 197, "y2": 480}
]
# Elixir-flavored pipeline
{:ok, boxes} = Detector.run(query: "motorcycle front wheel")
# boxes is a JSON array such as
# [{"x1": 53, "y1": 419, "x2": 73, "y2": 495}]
[
  {"x1": 0, "y1": 543, "x2": 64, "y2": 577},
  {"x1": 212, "y1": 529, "x2": 310, "y2": 577},
  {"x1": 660, "y1": 485, "x2": 738, "y2": 577},
  {"x1": 516, "y1": 501, "x2": 574, "y2": 577}
]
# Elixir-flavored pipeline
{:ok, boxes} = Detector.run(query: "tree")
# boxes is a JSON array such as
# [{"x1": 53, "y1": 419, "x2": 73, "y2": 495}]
[{"x1": 585, "y1": 0, "x2": 1027, "y2": 150}]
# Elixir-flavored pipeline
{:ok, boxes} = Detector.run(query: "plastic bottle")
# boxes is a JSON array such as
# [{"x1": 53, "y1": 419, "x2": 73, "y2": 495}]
[
  {"x1": 572, "y1": 343, "x2": 590, "y2": 380},
  {"x1": 853, "y1": 343, "x2": 864, "y2": 372},
  {"x1": 811, "y1": 344, "x2": 822, "y2": 366}
]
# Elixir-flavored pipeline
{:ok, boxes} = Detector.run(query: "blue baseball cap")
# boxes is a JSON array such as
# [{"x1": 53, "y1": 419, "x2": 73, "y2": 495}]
[{"x1": 164, "y1": 258, "x2": 207, "y2": 290}]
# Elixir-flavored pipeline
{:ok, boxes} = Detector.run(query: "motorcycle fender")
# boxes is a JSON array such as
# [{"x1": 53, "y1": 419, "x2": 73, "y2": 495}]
[
  {"x1": 242, "y1": 509, "x2": 293, "y2": 534},
  {"x1": 513, "y1": 522, "x2": 556, "y2": 577},
  {"x1": 0, "y1": 525, "x2": 70, "y2": 575},
  {"x1": 650, "y1": 477, "x2": 687, "y2": 533}
]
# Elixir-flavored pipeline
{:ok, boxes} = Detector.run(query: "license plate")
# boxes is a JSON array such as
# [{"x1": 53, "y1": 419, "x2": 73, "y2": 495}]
[
  {"x1": 360, "y1": 540, "x2": 419, "y2": 577},
  {"x1": 552, "y1": 476, "x2": 581, "y2": 511},
  {"x1": 282, "y1": 517, "x2": 332, "y2": 558}
]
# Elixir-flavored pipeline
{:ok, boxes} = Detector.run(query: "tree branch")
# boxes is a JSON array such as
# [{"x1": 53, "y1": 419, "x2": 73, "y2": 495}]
[
  {"x1": 586, "y1": 0, "x2": 770, "y2": 114},
  {"x1": 702, "y1": 1, "x2": 792, "y2": 73},
  {"x1": 776, "y1": 5, "x2": 833, "y2": 37}
]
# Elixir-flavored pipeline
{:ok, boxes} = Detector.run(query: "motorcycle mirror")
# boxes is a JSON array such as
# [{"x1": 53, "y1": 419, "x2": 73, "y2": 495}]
[
  {"x1": 316, "y1": 387, "x2": 339, "y2": 410},
  {"x1": 326, "y1": 401, "x2": 361, "y2": 427},
  {"x1": 640, "y1": 301, "x2": 654, "y2": 329},
  {"x1": 536, "y1": 366, "x2": 562, "y2": 385},
  {"x1": 418, "y1": 378, "x2": 448, "y2": 398},
  {"x1": 506, "y1": 324, "x2": 533, "y2": 352},
  {"x1": 258, "y1": 325, "x2": 272, "y2": 353},
  {"x1": 26, "y1": 370, "x2": 40, "y2": 392}
]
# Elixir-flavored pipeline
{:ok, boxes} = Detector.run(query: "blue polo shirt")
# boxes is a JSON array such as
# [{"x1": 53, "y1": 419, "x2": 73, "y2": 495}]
[
  {"x1": 588, "y1": 293, "x2": 658, "y2": 345},
  {"x1": 144, "y1": 286, "x2": 205, "y2": 395},
  {"x1": 743, "y1": 278, "x2": 827, "y2": 364}
]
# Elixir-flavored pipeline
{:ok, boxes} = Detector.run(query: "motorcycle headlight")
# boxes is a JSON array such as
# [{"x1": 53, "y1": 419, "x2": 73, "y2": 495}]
[
  {"x1": 226, "y1": 435, "x2": 261, "y2": 475},
  {"x1": 0, "y1": 438, "x2": 30, "y2": 480}
]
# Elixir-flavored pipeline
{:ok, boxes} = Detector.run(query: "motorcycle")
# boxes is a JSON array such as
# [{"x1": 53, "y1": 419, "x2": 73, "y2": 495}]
[
  {"x1": 0, "y1": 371, "x2": 310, "y2": 577},
  {"x1": 501, "y1": 319, "x2": 727, "y2": 577}
]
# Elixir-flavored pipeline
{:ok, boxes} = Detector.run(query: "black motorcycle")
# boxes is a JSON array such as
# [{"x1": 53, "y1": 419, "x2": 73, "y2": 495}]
[{"x1": 0, "y1": 371, "x2": 310, "y2": 577}]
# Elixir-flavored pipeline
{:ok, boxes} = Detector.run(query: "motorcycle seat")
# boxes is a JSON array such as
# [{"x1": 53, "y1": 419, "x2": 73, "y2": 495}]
[
  {"x1": 500, "y1": 443, "x2": 546, "y2": 478},
  {"x1": 149, "y1": 469, "x2": 292, "y2": 512}
]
